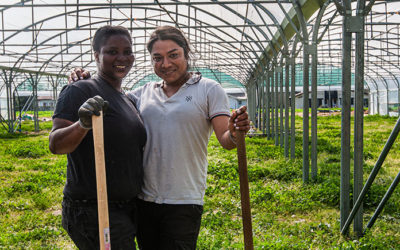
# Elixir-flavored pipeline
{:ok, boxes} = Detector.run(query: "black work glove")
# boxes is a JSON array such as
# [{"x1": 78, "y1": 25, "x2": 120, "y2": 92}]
[{"x1": 78, "y1": 95, "x2": 109, "y2": 129}]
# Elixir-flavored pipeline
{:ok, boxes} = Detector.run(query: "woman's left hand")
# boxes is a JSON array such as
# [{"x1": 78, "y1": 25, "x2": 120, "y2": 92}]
[{"x1": 228, "y1": 106, "x2": 250, "y2": 137}]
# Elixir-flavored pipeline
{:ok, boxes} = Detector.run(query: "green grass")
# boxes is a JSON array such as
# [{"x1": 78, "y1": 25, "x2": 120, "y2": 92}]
[
  {"x1": 15, "y1": 111, "x2": 54, "y2": 118},
  {"x1": 0, "y1": 115, "x2": 400, "y2": 248},
  {"x1": 0, "y1": 121, "x2": 71, "y2": 248}
]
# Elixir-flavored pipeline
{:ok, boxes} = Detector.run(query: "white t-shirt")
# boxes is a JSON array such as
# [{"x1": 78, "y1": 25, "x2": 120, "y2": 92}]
[{"x1": 128, "y1": 73, "x2": 230, "y2": 205}]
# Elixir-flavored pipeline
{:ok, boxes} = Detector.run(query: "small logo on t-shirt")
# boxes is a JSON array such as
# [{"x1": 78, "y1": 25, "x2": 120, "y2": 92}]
[{"x1": 185, "y1": 96, "x2": 192, "y2": 102}]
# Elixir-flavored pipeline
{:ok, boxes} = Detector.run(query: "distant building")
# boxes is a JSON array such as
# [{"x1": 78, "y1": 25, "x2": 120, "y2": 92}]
[
  {"x1": 293, "y1": 86, "x2": 369, "y2": 109},
  {"x1": 0, "y1": 90, "x2": 55, "y2": 119},
  {"x1": 37, "y1": 96, "x2": 55, "y2": 111}
]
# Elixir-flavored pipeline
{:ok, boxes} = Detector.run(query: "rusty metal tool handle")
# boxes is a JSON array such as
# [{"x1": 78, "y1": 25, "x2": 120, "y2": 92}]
[
  {"x1": 92, "y1": 111, "x2": 111, "y2": 250},
  {"x1": 236, "y1": 130, "x2": 254, "y2": 250}
]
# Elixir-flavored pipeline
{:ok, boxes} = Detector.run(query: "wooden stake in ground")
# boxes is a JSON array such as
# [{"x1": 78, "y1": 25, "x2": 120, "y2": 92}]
[
  {"x1": 236, "y1": 130, "x2": 254, "y2": 250},
  {"x1": 92, "y1": 111, "x2": 111, "y2": 250}
]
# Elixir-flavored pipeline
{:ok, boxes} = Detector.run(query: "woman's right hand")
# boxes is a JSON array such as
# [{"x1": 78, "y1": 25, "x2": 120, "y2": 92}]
[
  {"x1": 49, "y1": 95, "x2": 107, "y2": 154},
  {"x1": 68, "y1": 68, "x2": 91, "y2": 84},
  {"x1": 78, "y1": 96, "x2": 108, "y2": 129}
]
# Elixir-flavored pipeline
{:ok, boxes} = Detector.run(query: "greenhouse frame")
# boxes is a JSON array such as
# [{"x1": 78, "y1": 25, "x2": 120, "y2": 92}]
[{"x1": 1, "y1": 0, "x2": 400, "y2": 240}]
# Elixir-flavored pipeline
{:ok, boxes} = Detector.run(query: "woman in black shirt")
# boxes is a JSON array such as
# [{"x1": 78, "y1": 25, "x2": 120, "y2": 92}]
[{"x1": 49, "y1": 25, "x2": 146, "y2": 249}]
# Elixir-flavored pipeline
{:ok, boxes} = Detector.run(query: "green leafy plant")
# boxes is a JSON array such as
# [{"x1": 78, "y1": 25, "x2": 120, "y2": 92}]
[{"x1": 1, "y1": 117, "x2": 400, "y2": 248}]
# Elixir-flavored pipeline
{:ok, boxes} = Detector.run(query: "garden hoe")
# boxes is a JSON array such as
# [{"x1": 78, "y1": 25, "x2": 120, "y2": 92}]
[
  {"x1": 236, "y1": 130, "x2": 254, "y2": 250},
  {"x1": 92, "y1": 111, "x2": 111, "y2": 250}
]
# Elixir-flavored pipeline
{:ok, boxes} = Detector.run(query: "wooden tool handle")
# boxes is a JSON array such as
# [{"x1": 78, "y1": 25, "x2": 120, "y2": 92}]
[
  {"x1": 92, "y1": 111, "x2": 111, "y2": 250},
  {"x1": 236, "y1": 130, "x2": 254, "y2": 250}
]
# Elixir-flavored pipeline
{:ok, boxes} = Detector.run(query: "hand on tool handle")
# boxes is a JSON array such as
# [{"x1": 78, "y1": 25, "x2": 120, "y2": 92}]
[
  {"x1": 78, "y1": 95, "x2": 109, "y2": 130},
  {"x1": 228, "y1": 106, "x2": 250, "y2": 143}
]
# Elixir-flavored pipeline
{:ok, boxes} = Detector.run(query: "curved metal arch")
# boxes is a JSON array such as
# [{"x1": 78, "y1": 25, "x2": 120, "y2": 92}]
[
  {"x1": 368, "y1": 75, "x2": 380, "y2": 92},
  {"x1": 37, "y1": 19, "x2": 250, "y2": 78},
  {"x1": 367, "y1": 59, "x2": 400, "y2": 85},
  {"x1": 366, "y1": 74, "x2": 380, "y2": 115},
  {"x1": 7, "y1": 10, "x2": 254, "y2": 81},
  {"x1": 5, "y1": 4, "x2": 266, "y2": 82},
  {"x1": 252, "y1": 0, "x2": 333, "y2": 84},
  {"x1": 251, "y1": 3, "x2": 285, "y2": 78},
  {"x1": 3, "y1": 3, "x2": 253, "y2": 55},
  {"x1": 309, "y1": 1, "x2": 400, "y2": 85},
  {"x1": 290, "y1": 0, "x2": 310, "y2": 42},
  {"x1": 366, "y1": 66, "x2": 387, "y2": 91},
  {"x1": 312, "y1": 0, "x2": 329, "y2": 44},
  {"x1": 207, "y1": 0, "x2": 276, "y2": 54},
  {"x1": 364, "y1": 74, "x2": 375, "y2": 91},
  {"x1": 169, "y1": 0, "x2": 275, "y2": 62},
  {"x1": 316, "y1": 9, "x2": 340, "y2": 44},
  {"x1": 0, "y1": 0, "x2": 32, "y2": 12},
  {"x1": 277, "y1": 0, "x2": 303, "y2": 41},
  {"x1": 364, "y1": 45, "x2": 400, "y2": 72},
  {"x1": 2, "y1": 0, "x2": 332, "y2": 90},
  {"x1": 255, "y1": 3, "x2": 289, "y2": 50}
]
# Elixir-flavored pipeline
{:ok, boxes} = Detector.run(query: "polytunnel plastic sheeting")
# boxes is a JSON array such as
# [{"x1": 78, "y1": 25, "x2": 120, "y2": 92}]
[
  {"x1": 369, "y1": 89, "x2": 400, "y2": 116},
  {"x1": 0, "y1": 0, "x2": 295, "y2": 91},
  {"x1": 289, "y1": 1, "x2": 400, "y2": 90}
]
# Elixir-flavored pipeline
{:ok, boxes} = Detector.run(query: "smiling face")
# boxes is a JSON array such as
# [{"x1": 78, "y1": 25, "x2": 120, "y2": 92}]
[
  {"x1": 151, "y1": 39, "x2": 189, "y2": 86},
  {"x1": 95, "y1": 34, "x2": 134, "y2": 86}
]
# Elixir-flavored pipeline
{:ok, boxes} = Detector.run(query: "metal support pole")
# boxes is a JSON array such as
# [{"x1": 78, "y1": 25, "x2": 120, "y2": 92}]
[
  {"x1": 259, "y1": 75, "x2": 264, "y2": 131},
  {"x1": 310, "y1": 42, "x2": 318, "y2": 181},
  {"x1": 284, "y1": 57, "x2": 290, "y2": 158},
  {"x1": 310, "y1": 1, "x2": 328, "y2": 180},
  {"x1": 291, "y1": 0, "x2": 310, "y2": 182},
  {"x1": 275, "y1": 68, "x2": 279, "y2": 146},
  {"x1": 248, "y1": 83, "x2": 255, "y2": 124},
  {"x1": 371, "y1": 79, "x2": 379, "y2": 115},
  {"x1": 266, "y1": 70, "x2": 271, "y2": 139},
  {"x1": 30, "y1": 73, "x2": 40, "y2": 132},
  {"x1": 341, "y1": 3, "x2": 353, "y2": 231},
  {"x1": 398, "y1": 85, "x2": 400, "y2": 117},
  {"x1": 259, "y1": 76, "x2": 263, "y2": 133},
  {"x1": 342, "y1": 116, "x2": 400, "y2": 235},
  {"x1": 381, "y1": 78, "x2": 390, "y2": 115},
  {"x1": 271, "y1": 66, "x2": 275, "y2": 141},
  {"x1": 365, "y1": 170, "x2": 400, "y2": 233},
  {"x1": 302, "y1": 47, "x2": 310, "y2": 183},
  {"x1": 354, "y1": 1, "x2": 366, "y2": 235},
  {"x1": 253, "y1": 82, "x2": 257, "y2": 125},
  {"x1": 254, "y1": 82, "x2": 258, "y2": 129},
  {"x1": 387, "y1": 86, "x2": 389, "y2": 116},
  {"x1": 5, "y1": 70, "x2": 14, "y2": 133},
  {"x1": 280, "y1": 64, "x2": 284, "y2": 147},
  {"x1": 256, "y1": 82, "x2": 261, "y2": 129},
  {"x1": 290, "y1": 40, "x2": 298, "y2": 160},
  {"x1": 262, "y1": 72, "x2": 267, "y2": 135},
  {"x1": 392, "y1": 77, "x2": 400, "y2": 117},
  {"x1": 377, "y1": 90, "x2": 380, "y2": 115}
]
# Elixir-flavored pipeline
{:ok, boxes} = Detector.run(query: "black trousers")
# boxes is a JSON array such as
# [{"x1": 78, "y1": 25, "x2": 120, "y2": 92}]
[
  {"x1": 136, "y1": 199, "x2": 203, "y2": 250},
  {"x1": 62, "y1": 198, "x2": 137, "y2": 250}
]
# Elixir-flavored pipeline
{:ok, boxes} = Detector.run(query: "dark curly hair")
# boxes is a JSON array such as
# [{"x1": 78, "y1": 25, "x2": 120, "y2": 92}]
[{"x1": 92, "y1": 25, "x2": 132, "y2": 52}]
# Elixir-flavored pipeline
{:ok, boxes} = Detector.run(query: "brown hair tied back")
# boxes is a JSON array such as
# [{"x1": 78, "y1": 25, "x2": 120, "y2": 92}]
[{"x1": 147, "y1": 26, "x2": 191, "y2": 60}]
